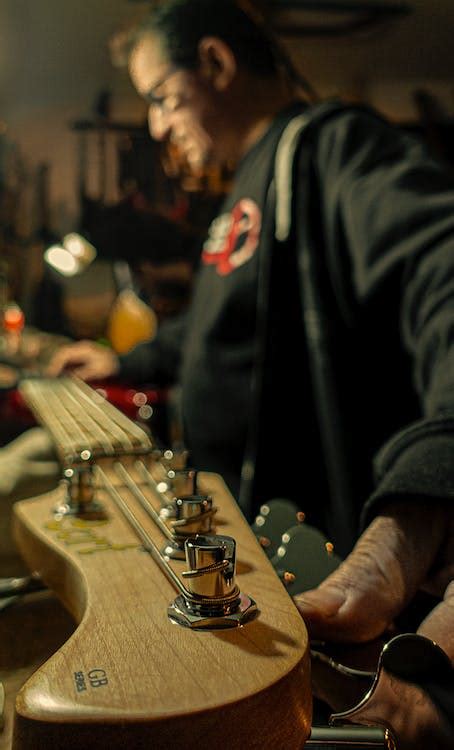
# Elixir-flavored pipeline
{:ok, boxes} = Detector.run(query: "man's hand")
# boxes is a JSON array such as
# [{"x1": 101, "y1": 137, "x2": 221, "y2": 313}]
[
  {"x1": 294, "y1": 501, "x2": 453, "y2": 651},
  {"x1": 294, "y1": 501, "x2": 454, "y2": 749},
  {"x1": 46, "y1": 340, "x2": 120, "y2": 382}
]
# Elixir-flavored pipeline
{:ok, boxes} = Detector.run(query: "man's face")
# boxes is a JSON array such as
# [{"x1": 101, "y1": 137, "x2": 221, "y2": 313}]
[{"x1": 129, "y1": 32, "x2": 221, "y2": 169}]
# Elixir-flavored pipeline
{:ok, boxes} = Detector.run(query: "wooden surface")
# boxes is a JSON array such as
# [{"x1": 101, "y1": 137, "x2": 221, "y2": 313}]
[{"x1": 11, "y1": 467, "x2": 311, "y2": 749}]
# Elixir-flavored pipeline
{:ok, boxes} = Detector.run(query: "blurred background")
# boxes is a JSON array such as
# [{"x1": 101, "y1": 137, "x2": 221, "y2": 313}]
[
  {"x1": 2, "y1": 0, "x2": 454, "y2": 238},
  {"x1": 1, "y1": 0, "x2": 454, "y2": 442}
]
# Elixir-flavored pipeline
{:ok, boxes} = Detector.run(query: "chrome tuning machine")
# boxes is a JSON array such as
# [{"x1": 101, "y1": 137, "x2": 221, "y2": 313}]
[
  {"x1": 158, "y1": 468, "x2": 198, "y2": 520},
  {"x1": 162, "y1": 494, "x2": 216, "y2": 560},
  {"x1": 54, "y1": 461, "x2": 106, "y2": 520},
  {"x1": 168, "y1": 534, "x2": 257, "y2": 629}
]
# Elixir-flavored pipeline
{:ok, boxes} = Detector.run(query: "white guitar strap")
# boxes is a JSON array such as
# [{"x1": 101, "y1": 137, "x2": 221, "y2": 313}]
[
  {"x1": 274, "y1": 111, "x2": 313, "y2": 243},
  {"x1": 274, "y1": 100, "x2": 347, "y2": 243}
]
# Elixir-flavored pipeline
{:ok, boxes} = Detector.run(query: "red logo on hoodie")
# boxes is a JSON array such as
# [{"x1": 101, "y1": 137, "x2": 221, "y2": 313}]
[{"x1": 202, "y1": 199, "x2": 261, "y2": 275}]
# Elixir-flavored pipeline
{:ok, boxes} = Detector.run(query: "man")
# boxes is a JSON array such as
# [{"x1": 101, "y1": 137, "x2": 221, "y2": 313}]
[{"x1": 46, "y1": 0, "x2": 454, "y2": 744}]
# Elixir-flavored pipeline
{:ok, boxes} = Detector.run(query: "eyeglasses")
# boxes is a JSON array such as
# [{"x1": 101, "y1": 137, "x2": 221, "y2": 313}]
[{"x1": 142, "y1": 67, "x2": 183, "y2": 114}]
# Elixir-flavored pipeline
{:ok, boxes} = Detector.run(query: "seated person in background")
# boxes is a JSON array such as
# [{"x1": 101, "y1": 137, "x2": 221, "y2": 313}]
[{"x1": 7, "y1": 1, "x2": 454, "y2": 744}]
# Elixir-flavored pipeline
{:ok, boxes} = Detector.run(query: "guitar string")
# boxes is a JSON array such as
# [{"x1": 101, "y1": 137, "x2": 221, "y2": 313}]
[
  {"x1": 135, "y1": 460, "x2": 167, "y2": 495},
  {"x1": 20, "y1": 378, "x2": 111, "y2": 458},
  {"x1": 95, "y1": 465, "x2": 189, "y2": 597},
  {"x1": 54, "y1": 378, "x2": 130, "y2": 453},
  {"x1": 113, "y1": 461, "x2": 175, "y2": 542},
  {"x1": 21, "y1": 379, "x2": 177, "y2": 522},
  {"x1": 21, "y1": 377, "x2": 230, "y2": 605},
  {"x1": 21, "y1": 377, "x2": 194, "y2": 578},
  {"x1": 114, "y1": 461, "x2": 216, "y2": 538},
  {"x1": 311, "y1": 648, "x2": 376, "y2": 679},
  {"x1": 71, "y1": 376, "x2": 152, "y2": 450},
  {"x1": 50, "y1": 379, "x2": 116, "y2": 455},
  {"x1": 135, "y1": 460, "x2": 176, "y2": 503},
  {"x1": 20, "y1": 380, "x2": 83, "y2": 460},
  {"x1": 44, "y1": 378, "x2": 129, "y2": 455},
  {"x1": 97, "y1": 465, "x2": 239, "y2": 607},
  {"x1": 59, "y1": 380, "x2": 181, "y2": 531},
  {"x1": 20, "y1": 377, "x2": 149, "y2": 459}
]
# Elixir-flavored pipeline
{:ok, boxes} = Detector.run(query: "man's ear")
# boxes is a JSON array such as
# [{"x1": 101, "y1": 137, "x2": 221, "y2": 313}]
[{"x1": 197, "y1": 37, "x2": 237, "y2": 91}]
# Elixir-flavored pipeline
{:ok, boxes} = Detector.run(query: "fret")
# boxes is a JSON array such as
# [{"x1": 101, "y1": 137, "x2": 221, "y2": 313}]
[
  {"x1": 20, "y1": 379, "x2": 83, "y2": 461},
  {"x1": 66, "y1": 378, "x2": 151, "y2": 449},
  {"x1": 19, "y1": 376, "x2": 152, "y2": 464}
]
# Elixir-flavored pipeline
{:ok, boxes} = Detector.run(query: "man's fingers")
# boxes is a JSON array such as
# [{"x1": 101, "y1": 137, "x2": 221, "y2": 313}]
[
  {"x1": 64, "y1": 363, "x2": 99, "y2": 381},
  {"x1": 45, "y1": 341, "x2": 119, "y2": 381},
  {"x1": 295, "y1": 543, "x2": 398, "y2": 642},
  {"x1": 295, "y1": 502, "x2": 446, "y2": 643},
  {"x1": 418, "y1": 580, "x2": 454, "y2": 663},
  {"x1": 46, "y1": 342, "x2": 91, "y2": 376}
]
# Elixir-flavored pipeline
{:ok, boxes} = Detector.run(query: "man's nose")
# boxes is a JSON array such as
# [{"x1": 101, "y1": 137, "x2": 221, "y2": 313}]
[{"x1": 148, "y1": 106, "x2": 170, "y2": 141}]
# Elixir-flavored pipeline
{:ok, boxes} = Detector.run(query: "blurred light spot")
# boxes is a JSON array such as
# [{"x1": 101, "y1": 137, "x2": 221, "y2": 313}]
[
  {"x1": 138, "y1": 404, "x2": 153, "y2": 420},
  {"x1": 45, "y1": 245, "x2": 78, "y2": 276}
]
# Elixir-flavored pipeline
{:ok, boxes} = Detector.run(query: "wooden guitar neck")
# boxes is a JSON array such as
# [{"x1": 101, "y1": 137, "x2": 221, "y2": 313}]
[{"x1": 18, "y1": 376, "x2": 152, "y2": 464}]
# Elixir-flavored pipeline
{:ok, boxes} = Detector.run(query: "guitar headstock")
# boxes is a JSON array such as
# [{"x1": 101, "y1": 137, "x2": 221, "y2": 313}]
[{"x1": 12, "y1": 459, "x2": 311, "y2": 749}]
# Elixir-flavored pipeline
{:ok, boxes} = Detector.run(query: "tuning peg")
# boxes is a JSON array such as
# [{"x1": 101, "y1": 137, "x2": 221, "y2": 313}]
[
  {"x1": 168, "y1": 534, "x2": 257, "y2": 629},
  {"x1": 162, "y1": 494, "x2": 216, "y2": 560},
  {"x1": 54, "y1": 465, "x2": 106, "y2": 520}
]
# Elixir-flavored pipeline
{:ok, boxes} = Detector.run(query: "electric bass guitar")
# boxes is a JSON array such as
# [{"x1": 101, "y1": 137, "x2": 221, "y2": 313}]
[
  {"x1": 9, "y1": 376, "x2": 311, "y2": 750},
  {"x1": 8, "y1": 376, "x2": 451, "y2": 749}
]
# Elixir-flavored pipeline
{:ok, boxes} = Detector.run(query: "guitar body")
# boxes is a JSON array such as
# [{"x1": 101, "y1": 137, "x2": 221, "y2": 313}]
[
  {"x1": 12, "y1": 469, "x2": 311, "y2": 750},
  {"x1": 251, "y1": 499, "x2": 343, "y2": 595}
]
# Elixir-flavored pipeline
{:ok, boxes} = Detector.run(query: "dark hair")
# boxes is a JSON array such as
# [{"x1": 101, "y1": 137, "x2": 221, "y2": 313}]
[
  {"x1": 134, "y1": 0, "x2": 277, "y2": 75},
  {"x1": 129, "y1": 0, "x2": 317, "y2": 100}
]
